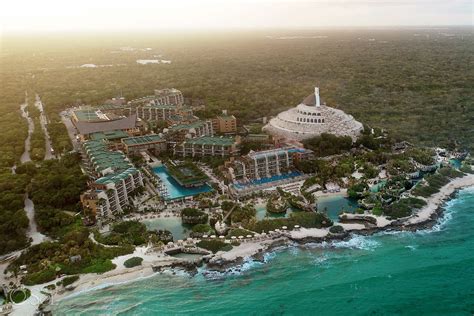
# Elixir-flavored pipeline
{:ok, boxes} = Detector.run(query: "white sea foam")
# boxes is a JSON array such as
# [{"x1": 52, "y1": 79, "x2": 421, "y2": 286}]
[
  {"x1": 331, "y1": 235, "x2": 380, "y2": 251},
  {"x1": 405, "y1": 245, "x2": 418, "y2": 251},
  {"x1": 199, "y1": 251, "x2": 280, "y2": 279},
  {"x1": 304, "y1": 235, "x2": 380, "y2": 251},
  {"x1": 416, "y1": 194, "x2": 460, "y2": 235}
]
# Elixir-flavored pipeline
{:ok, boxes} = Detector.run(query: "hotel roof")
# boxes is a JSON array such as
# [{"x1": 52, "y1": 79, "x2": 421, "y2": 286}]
[
  {"x1": 169, "y1": 120, "x2": 208, "y2": 131},
  {"x1": 95, "y1": 167, "x2": 140, "y2": 185},
  {"x1": 75, "y1": 114, "x2": 137, "y2": 135},
  {"x1": 183, "y1": 136, "x2": 235, "y2": 146},
  {"x1": 122, "y1": 134, "x2": 164, "y2": 146},
  {"x1": 74, "y1": 109, "x2": 102, "y2": 122},
  {"x1": 247, "y1": 146, "x2": 306, "y2": 159},
  {"x1": 83, "y1": 140, "x2": 132, "y2": 173},
  {"x1": 89, "y1": 130, "x2": 129, "y2": 141},
  {"x1": 217, "y1": 114, "x2": 236, "y2": 120}
]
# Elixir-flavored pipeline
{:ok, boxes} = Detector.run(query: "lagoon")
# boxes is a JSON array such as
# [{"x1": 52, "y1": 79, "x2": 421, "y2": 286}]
[
  {"x1": 143, "y1": 217, "x2": 190, "y2": 240},
  {"x1": 316, "y1": 195, "x2": 359, "y2": 221}
]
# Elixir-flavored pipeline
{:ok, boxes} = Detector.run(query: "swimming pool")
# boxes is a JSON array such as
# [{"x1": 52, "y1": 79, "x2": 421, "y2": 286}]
[
  {"x1": 234, "y1": 171, "x2": 302, "y2": 189},
  {"x1": 153, "y1": 166, "x2": 213, "y2": 200}
]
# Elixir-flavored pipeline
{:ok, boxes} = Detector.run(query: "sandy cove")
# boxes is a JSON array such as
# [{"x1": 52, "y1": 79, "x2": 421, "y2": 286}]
[
  {"x1": 12, "y1": 174, "x2": 474, "y2": 315},
  {"x1": 405, "y1": 174, "x2": 474, "y2": 225}
]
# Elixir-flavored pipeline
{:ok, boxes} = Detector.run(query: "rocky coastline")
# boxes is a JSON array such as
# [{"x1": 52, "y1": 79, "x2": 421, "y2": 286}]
[{"x1": 31, "y1": 175, "x2": 474, "y2": 315}]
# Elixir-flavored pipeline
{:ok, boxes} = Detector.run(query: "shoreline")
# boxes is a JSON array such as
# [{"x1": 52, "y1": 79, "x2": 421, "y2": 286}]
[{"x1": 13, "y1": 174, "x2": 474, "y2": 315}]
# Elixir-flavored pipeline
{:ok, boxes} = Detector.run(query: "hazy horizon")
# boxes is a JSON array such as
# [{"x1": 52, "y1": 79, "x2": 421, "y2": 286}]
[{"x1": 1, "y1": 0, "x2": 472, "y2": 34}]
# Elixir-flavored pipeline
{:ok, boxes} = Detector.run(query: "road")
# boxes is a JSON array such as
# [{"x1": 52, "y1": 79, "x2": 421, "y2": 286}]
[
  {"x1": 24, "y1": 195, "x2": 49, "y2": 246},
  {"x1": 60, "y1": 109, "x2": 80, "y2": 151},
  {"x1": 19, "y1": 99, "x2": 34, "y2": 164},
  {"x1": 35, "y1": 94, "x2": 55, "y2": 160}
]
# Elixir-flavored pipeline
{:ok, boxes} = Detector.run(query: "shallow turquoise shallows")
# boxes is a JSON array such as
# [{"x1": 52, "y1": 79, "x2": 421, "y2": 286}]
[
  {"x1": 152, "y1": 166, "x2": 212, "y2": 200},
  {"x1": 53, "y1": 188, "x2": 474, "y2": 316}
]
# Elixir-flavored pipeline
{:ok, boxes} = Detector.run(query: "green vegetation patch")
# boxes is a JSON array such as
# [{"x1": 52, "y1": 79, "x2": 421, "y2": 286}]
[
  {"x1": 230, "y1": 204, "x2": 256, "y2": 224},
  {"x1": 383, "y1": 197, "x2": 427, "y2": 219},
  {"x1": 302, "y1": 133, "x2": 352, "y2": 157},
  {"x1": 10, "y1": 227, "x2": 131, "y2": 285},
  {"x1": 61, "y1": 275, "x2": 80, "y2": 287},
  {"x1": 412, "y1": 167, "x2": 463, "y2": 198},
  {"x1": 246, "y1": 212, "x2": 333, "y2": 233},
  {"x1": 166, "y1": 162, "x2": 208, "y2": 186},
  {"x1": 7, "y1": 289, "x2": 31, "y2": 304},
  {"x1": 227, "y1": 228, "x2": 254, "y2": 238},
  {"x1": 181, "y1": 208, "x2": 208, "y2": 225},
  {"x1": 96, "y1": 221, "x2": 150, "y2": 246},
  {"x1": 124, "y1": 257, "x2": 143, "y2": 268},
  {"x1": 192, "y1": 224, "x2": 214, "y2": 234},
  {"x1": 196, "y1": 240, "x2": 232, "y2": 253}
]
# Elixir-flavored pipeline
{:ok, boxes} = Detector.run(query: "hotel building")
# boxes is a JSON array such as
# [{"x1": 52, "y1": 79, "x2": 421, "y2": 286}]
[
  {"x1": 173, "y1": 136, "x2": 241, "y2": 158},
  {"x1": 212, "y1": 110, "x2": 237, "y2": 134},
  {"x1": 225, "y1": 147, "x2": 313, "y2": 182},
  {"x1": 80, "y1": 140, "x2": 144, "y2": 220}
]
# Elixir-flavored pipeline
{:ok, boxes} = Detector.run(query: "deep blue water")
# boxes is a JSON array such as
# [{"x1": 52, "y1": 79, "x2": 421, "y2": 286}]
[{"x1": 53, "y1": 187, "x2": 474, "y2": 315}]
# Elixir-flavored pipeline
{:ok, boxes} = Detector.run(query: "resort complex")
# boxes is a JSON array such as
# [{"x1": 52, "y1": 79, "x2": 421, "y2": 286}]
[
  {"x1": 263, "y1": 87, "x2": 364, "y2": 141},
  {"x1": 2, "y1": 85, "x2": 473, "y2": 316}
]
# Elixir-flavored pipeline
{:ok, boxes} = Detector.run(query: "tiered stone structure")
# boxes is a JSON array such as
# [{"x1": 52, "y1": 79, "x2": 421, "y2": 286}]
[{"x1": 263, "y1": 87, "x2": 363, "y2": 141}]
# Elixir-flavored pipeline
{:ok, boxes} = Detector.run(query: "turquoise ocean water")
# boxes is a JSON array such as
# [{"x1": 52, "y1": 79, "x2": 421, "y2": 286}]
[{"x1": 53, "y1": 188, "x2": 474, "y2": 315}]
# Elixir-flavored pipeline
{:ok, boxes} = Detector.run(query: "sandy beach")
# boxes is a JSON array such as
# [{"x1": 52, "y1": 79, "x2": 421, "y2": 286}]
[{"x1": 406, "y1": 174, "x2": 474, "y2": 225}]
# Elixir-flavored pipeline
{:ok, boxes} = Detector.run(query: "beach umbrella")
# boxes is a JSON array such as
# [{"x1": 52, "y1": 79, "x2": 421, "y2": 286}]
[
  {"x1": 282, "y1": 226, "x2": 287, "y2": 230},
  {"x1": 275, "y1": 229, "x2": 280, "y2": 232},
  {"x1": 238, "y1": 236, "x2": 244, "y2": 239},
  {"x1": 294, "y1": 225, "x2": 300, "y2": 229},
  {"x1": 231, "y1": 236, "x2": 237, "y2": 240},
  {"x1": 261, "y1": 232, "x2": 267, "y2": 236},
  {"x1": 210, "y1": 235, "x2": 216, "y2": 238},
  {"x1": 203, "y1": 235, "x2": 208, "y2": 238},
  {"x1": 219, "y1": 235, "x2": 225, "y2": 239},
  {"x1": 246, "y1": 235, "x2": 252, "y2": 238},
  {"x1": 167, "y1": 242, "x2": 173, "y2": 245},
  {"x1": 187, "y1": 238, "x2": 193, "y2": 241}
]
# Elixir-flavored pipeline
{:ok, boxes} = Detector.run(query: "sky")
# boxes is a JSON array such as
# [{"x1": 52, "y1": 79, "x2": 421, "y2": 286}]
[{"x1": 0, "y1": 0, "x2": 472, "y2": 33}]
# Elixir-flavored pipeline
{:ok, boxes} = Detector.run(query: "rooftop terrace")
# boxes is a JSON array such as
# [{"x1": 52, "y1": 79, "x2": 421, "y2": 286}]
[{"x1": 74, "y1": 109, "x2": 102, "y2": 122}]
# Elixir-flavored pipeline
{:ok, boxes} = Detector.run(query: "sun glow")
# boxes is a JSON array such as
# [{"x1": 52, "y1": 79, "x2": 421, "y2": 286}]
[{"x1": 1, "y1": 0, "x2": 471, "y2": 33}]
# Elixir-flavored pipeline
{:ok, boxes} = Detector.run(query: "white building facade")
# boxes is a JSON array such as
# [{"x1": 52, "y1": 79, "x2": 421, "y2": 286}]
[{"x1": 263, "y1": 87, "x2": 363, "y2": 141}]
